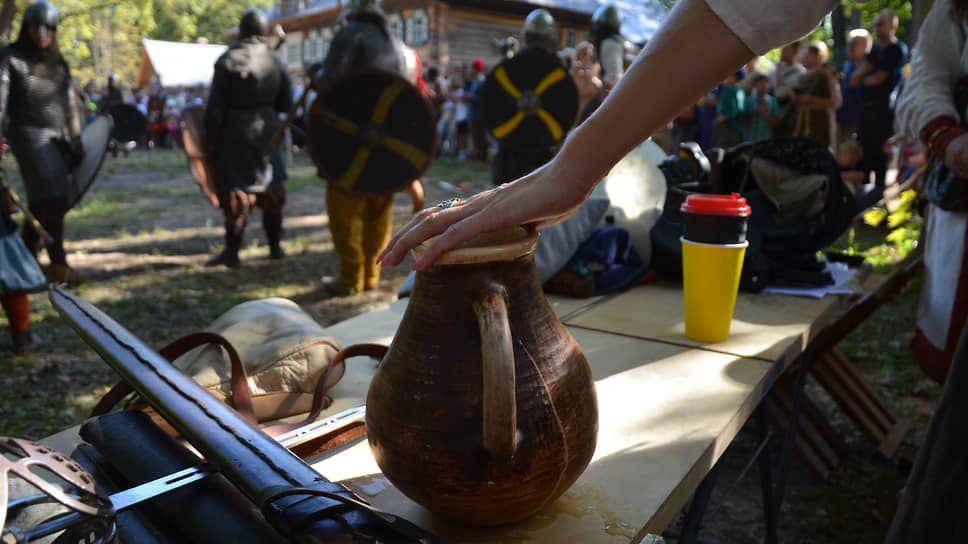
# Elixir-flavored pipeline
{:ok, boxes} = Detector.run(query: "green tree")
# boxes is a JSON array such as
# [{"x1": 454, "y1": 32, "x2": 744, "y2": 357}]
[
  {"x1": 147, "y1": 0, "x2": 273, "y2": 44},
  {"x1": 0, "y1": 0, "x2": 274, "y2": 92}
]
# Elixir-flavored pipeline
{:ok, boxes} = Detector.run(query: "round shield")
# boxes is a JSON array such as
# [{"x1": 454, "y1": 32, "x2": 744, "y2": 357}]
[
  {"x1": 307, "y1": 70, "x2": 436, "y2": 195},
  {"x1": 108, "y1": 103, "x2": 147, "y2": 144},
  {"x1": 180, "y1": 104, "x2": 219, "y2": 207},
  {"x1": 70, "y1": 114, "x2": 113, "y2": 208},
  {"x1": 591, "y1": 139, "x2": 667, "y2": 265},
  {"x1": 480, "y1": 49, "x2": 578, "y2": 150}
]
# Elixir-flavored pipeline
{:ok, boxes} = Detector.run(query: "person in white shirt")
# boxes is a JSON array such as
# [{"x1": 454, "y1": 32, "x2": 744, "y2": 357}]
[{"x1": 886, "y1": 6, "x2": 968, "y2": 541}]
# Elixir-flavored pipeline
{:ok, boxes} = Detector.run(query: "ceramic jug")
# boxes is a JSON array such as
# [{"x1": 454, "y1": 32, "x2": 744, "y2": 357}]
[{"x1": 366, "y1": 227, "x2": 598, "y2": 526}]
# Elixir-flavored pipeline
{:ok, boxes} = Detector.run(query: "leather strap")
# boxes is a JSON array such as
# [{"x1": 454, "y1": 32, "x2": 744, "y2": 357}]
[
  {"x1": 262, "y1": 343, "x2": 388, "y2": 436},
  {"x1": 91, "y1": 332, "x2": 257, "y2": 425},
  {"x1": 91, "y1": 335, "x2": 388, "y2": 441}
]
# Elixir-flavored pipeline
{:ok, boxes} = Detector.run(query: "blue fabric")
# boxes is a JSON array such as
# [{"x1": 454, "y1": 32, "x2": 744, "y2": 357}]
[
  {"x1": 744, "y1": 94, "x2": 779, "y2": 142},
  {"x1": 467, "y1": 77, "x2": 486, "y2": 125},
  {"x1": 838, "y1": 59, "x2": 866, "y2": 124},
  {"x1": 534, "y1": 197, "x2": 610, "y2": 283},
  {"x1": 716, "y1": 85, "x2": 746, "y2": 138},
  {"x1": 866, "y1": 41, "x2": 908, "y2": 103},
  {"x1": 566, "y1": 227, "x2": 647, "y2": 295},
  {"x1": 0, "y1": 213, "x2": 47, "y2": 296},
  {"x1": 698, "y1": 85, "x2": 722, "y2": 151}
]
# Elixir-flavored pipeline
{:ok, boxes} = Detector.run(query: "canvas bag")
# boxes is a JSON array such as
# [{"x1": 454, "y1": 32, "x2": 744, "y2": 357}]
[{"x1": 92, "y1": 297, "x2": 386, "y2": 435}]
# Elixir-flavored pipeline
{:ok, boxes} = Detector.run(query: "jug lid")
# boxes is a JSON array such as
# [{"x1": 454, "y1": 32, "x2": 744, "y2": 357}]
[{"x1": 412, "y1": 226, "x2": 538, "y2": 266}]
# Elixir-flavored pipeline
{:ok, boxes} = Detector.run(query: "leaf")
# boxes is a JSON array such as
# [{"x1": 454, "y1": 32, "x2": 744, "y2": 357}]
[
  {"x1": 864, "y1": 208, "x2": 888, "y2": 227},
  {"x1": 887, "y1": 210, "x2": 912, "y2": 229}
]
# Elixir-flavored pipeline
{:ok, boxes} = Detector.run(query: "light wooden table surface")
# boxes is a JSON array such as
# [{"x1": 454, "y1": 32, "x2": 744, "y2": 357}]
[
  {"x1": 308, "y1": 285, "x2": 846, "y2": 543},
  {"x1": 40, "y1": 285, "x2": 846, "y2": 543}
]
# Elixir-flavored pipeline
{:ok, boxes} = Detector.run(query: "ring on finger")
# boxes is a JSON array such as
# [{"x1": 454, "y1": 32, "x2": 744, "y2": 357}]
[{"x1": 435, "y1": 198, "x2": 460, "y2": 210}]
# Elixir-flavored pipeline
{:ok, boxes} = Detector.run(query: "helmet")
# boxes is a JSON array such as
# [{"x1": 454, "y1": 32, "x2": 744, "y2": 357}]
[
  {"x1": 338, "y1": 0, "x2": 385, "y2": 23},
  {"x1": 22, "y1": 1, "x2": 59, "y2": 29},
  {"x1": 591, "y1": 3, "x2": 622, "y2": 36},
  {"x1": 522, "y1": 9, "x2": 557, "y2": 52},
  {"x1": 108, "y1": 73, "x2": 120, "y2": 85},
  {"x1": 239, "y1": 9, "x2": 269, "y2": 39}
]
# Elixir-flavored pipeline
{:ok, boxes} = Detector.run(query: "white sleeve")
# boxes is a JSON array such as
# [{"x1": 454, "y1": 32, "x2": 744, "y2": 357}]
[
  {"x1": 895, "y1": 0, "x2": 967, "y2": 140},
  {"x1": 704, "y1": 0, "x2": 843, "y2": 55}
]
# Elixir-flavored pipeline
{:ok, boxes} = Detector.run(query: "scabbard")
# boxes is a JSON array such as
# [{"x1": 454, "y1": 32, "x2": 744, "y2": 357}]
[
  {"x1": 71, "y1": 442, "x2": 187, "y2": 544},
  {"x1": 78, "y1": 411, "x2": 284, "y2": 544},
  {"x1": 50, "y1": 286, "x2": 445, "y2": 544}
]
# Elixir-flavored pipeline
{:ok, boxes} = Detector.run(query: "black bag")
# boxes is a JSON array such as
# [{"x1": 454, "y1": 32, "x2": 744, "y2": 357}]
[{"x1": 650, "y1": 138, "x2": 857, "y2": 292}]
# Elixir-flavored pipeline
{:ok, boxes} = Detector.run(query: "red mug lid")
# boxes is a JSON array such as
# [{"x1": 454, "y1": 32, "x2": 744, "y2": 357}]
[{"x1": 680, "y1": 193, "x2": 751, "y2": 217}]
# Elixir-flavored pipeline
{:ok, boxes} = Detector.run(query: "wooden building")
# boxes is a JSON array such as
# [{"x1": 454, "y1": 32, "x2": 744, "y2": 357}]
[{"x1": 266, "y1": 0, "x2": 666, "y2": 75}]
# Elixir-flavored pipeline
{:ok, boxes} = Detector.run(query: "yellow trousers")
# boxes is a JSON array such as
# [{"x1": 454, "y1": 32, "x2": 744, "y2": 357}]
[{"x1": 326, "y1": 185, "x2": 394, "y2": 293}]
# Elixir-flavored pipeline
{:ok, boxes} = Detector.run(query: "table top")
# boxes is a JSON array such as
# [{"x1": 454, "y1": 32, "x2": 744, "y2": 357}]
[
  {"x1": 563, "y1": 283, "x2": 847, "y2": 365},
  {"x1": 309, "y1": 288, "x2": 827, "y2": 543},
  {"x1": 41, "y1": 284, "x2": 847, "y2": 543}
]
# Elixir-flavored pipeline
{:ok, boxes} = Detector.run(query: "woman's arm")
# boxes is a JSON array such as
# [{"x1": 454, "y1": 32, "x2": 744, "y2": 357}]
[{"x1": 379, "y1": 0, "x2": 835, "y2": 268}]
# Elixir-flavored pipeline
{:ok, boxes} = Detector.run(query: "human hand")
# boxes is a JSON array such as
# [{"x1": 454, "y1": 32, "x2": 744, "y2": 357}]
[
  {"x1": 377, "y1": 161, "x2": 593, "y2": 269},
  {"x1": 944, "y1": 132, "x2": 968, "y2": 179}
]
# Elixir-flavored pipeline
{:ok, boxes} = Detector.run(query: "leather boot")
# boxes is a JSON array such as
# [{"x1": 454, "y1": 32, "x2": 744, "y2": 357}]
[
  {"x1": 12, "y1": 329, "x2": 43, "y2": 355},
  {"x1": 208, "y1": 226, "x2": 242, "y2": 267},
  {"x1": 264, "y1": 213, "x2": 285, "y2": 260}
]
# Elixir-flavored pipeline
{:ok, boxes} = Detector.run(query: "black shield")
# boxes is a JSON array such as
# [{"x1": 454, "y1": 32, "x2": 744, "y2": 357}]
[
  {"x1": 480, "y1": 49, "x2": 578, "y2": 150},
  {"x1": 70, "y1": 115, "x2": 113, "y2": 208},
  {"x1": 108, "y1": 103, "x2": 147, "y2": 144},
  {"x1": 307, "y1": 70, "x2": 436, "y2": 195}
]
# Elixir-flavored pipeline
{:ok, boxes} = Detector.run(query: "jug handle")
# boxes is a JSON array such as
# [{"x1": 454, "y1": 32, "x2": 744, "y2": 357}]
[{"x1": 473, "y1": 287, "x2": 516, "y2": 461}]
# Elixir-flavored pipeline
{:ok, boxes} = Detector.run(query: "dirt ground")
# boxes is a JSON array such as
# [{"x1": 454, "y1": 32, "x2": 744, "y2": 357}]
[{"x1": 0, "y1": 149, "x2": 938, "y2": 543}]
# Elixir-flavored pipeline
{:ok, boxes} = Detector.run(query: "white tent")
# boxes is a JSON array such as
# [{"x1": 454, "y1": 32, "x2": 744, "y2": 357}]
[{"x1": 137, "y1": 39, "x2": 228, "y2": 88}]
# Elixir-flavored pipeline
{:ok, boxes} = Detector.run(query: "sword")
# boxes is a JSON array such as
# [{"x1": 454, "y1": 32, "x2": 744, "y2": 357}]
[
  {"x1": 0, "y1": 174, "x2": 53, "y2": 245},
  {"x1": 246, "y1": 85, "x2": 311, "y2": 194},
  {"x1": 2, "y1": 405, "x2": 366, "y2": 541},
  {"x1": 49, "y1": 286, "x2": 441, "y2": 542}
]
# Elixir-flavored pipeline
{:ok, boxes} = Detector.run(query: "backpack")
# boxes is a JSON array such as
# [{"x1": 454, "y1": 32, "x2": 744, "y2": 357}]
[{"x1": 650, "y1": 138, "x2": 858, "y2": 292}]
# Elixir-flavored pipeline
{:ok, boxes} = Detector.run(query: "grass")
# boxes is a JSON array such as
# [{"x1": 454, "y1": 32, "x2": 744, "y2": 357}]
[{"x1": 0, "y1": 150, "x2": 489, "y2": 439}]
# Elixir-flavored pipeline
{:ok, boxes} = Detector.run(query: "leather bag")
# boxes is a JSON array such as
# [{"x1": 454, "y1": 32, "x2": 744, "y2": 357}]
[{"x1": 92, "y1": 297, "x2": 385, "y2": 435}]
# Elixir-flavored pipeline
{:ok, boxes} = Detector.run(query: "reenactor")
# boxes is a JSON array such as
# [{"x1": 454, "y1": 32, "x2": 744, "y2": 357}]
[
  {"x1": 204, "y1": 9, "x2": 292, "y2": 267},
  {"x1": 481, "y1": 9, "x2": 578, "y2": 185},
  {"x1": 307, "y1": 0, "x2": 436, "y2": 296},
  {"x1": 0, "y1": 1, "x2": 85, "y2": 283}
]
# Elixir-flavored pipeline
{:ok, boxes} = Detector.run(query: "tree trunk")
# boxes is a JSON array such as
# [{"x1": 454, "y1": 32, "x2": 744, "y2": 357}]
[
  {"x1": 0, "y1": 0, "x2": 18, "y2": 46},
  {"x1": 831, "y1": 4, "x2": 847, "y2": 66}
]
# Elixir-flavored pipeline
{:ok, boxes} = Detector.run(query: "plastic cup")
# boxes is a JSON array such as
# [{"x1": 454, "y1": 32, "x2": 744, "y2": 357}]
[{"x1": 680, "y1": 193, "x2": 751, "y2": 343}]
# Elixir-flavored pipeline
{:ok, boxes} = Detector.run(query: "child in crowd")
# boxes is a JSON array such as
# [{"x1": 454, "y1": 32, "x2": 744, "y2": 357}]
[
  {"x1": 743, "y1": 74, "x2": 780, "y2": 142},
  {"x1": 713, "y1": 69, "x2": 746, "y2": 148},
  {"x1": 837, "y1": 138, "x2": 867, "y2": 191}
]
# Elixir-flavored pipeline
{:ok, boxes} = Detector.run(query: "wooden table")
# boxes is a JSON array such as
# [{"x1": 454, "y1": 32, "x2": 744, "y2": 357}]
[
  {"x1": 39, "y1": 283, "x2": 848, "y2": 543},
  {"x1": 304, "y1": 282, "x2": 848, "y2": 543}
]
